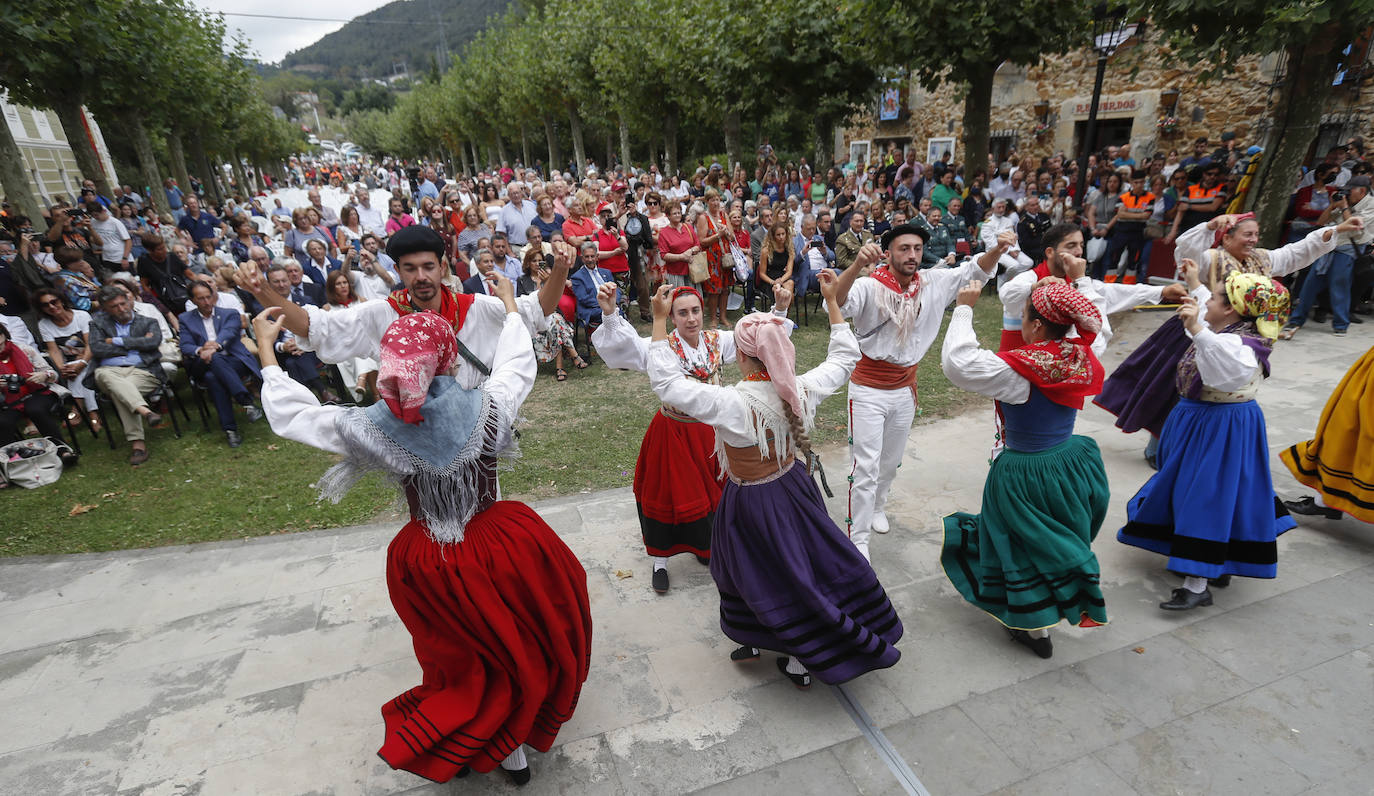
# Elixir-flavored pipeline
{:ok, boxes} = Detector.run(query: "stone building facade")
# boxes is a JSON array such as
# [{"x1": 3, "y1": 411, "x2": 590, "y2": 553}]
[
  {"x1": 1, "y1": 94, "x2": 117, "y2": 205},
  {"x1": 843, "y1": 35, "x2": 1373, "y2": 170}
]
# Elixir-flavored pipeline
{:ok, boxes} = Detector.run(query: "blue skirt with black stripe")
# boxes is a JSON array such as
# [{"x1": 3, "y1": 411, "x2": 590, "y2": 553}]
[
  {"x1": 710, "y1": 461, "x2": 903, "y2": 684},
  {"x1": 1118, "y1": 398, "x2": 1296, "y2": 579}
]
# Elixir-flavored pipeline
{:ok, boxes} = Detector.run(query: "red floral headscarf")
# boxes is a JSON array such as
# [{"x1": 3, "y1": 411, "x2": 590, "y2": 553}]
[{"x1": 377, "y1": 312, "x2": 458, "y2": 425}]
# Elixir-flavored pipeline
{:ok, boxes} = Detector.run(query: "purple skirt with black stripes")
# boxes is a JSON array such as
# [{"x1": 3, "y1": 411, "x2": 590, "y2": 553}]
[{"x1": 710, "y1": 461, "x2": 903, "y2": 685}]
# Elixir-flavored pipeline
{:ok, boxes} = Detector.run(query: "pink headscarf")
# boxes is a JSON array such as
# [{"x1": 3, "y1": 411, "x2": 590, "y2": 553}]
[
  {"x1": 377, "y1": 312, "x2": 459, "y2": 425},
  {"x1": 733, "y1": 312, "x2": 802, "y2": 418}
]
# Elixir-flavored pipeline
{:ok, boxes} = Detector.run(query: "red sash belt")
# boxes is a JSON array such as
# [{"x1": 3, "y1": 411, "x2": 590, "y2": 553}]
[{"x1": 851, "y1": 355, "x2": 917, "y2": 389}]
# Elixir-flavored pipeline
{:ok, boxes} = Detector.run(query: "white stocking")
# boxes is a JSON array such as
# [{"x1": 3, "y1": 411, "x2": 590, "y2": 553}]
[
  {"x1": 1027, "y1": 628, "x2": 1049, "y2": 639},
  {"x1": 652, "y1": 556, "x2": 668, "y2": 572},
  {"x1": 1182, "y1": 576, "x2": 1209, "y2": 594},
  {"x1": 786, "y1": 656, "x2": 808, "y2": 676},
  {"x1": 501, "y1": 745, "x2": 527, "y2": 771}
]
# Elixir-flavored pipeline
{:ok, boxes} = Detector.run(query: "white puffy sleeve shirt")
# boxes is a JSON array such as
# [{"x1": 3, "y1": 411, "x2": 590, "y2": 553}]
[{"x1": 841, "y1": 256, "x2": 996, "y2": 367}]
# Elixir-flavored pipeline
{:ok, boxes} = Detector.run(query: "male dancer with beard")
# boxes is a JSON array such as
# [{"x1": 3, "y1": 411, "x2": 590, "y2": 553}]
[
  {"x1": 235, "y1": 225, "x2": 570, "y2": 389},
  {"x1": 834, "y1": 224, "x2": 1015, "y2": 561}
]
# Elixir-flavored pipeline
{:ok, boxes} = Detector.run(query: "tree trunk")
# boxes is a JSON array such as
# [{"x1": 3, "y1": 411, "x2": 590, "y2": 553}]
[
  {"x1": 230, "y1": 153, "x2": 252, "y2": 201},
  {"x1": 0, "y1": 118, "x2": 47, "y2": 233},
  {"x1": 605, "y1": 130, "x2": 614, "y2": 170},
  {"x1": 127, "y1": 116, "x2": 165, "y2": 217},
  {"x1": 664, "y1": 105, "x2": 679, "y2": 178},
  {"x1": 167, "y1": 130, "x2": 194, "y2": 204},
  {"x1": 494, "y1": 133, "x2": 508, "y2": 165},
  {"x1": 470, "y1": 140, "x2": 482, "y2": 173},
  {"x1": 1251, "y1": 36, "x2": 1345, "y2": 248},
  {"x1": 618, "y1": 114, "x2": 632, "y2": 171},
  {"x1": 812, "y1": 117, "x2": 830, "y2": 171},
  {"x1": 53, "y1": 98, "x2": 112, "y2": 198},
  {"x1": 723, "y1": 109, "x2": 742, "y2": 173},
  {"x1": 520, "y1": 124, "x2": 531, "y2": 167},
  {"x1": 458, "y1": 139, "x2": 471, "y2": 176},
  {"x1": 542, "y1": 113, "x2": 561, "y2": 173},
  {"x1": 191, "y1": 135, "x2": 221, "y2": 205},
  {"x1": 960, "y1": 62, "x2": 996, "y2": 181},
  {"x1": 568, "y1": 105, "x2": 587, "y2": 177}
]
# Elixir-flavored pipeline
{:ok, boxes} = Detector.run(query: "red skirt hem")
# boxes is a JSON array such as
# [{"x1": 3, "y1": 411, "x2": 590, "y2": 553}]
[
  {"x1": 634, "y1": 409, "x2": 724, "y2": 524},
  {"x1": 376, "y1": 502, "x2": 592, "y2": 783}
]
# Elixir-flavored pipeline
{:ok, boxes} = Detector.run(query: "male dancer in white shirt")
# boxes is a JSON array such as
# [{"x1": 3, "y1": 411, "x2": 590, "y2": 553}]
[{"x1": 834, "y1": 224, "x2": 1016, "y2": 560}]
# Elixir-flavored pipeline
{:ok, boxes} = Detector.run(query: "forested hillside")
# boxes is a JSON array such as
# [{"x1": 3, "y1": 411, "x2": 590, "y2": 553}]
[{"x1": 282, "y1": 0, "x2": 509, "y2": 78}]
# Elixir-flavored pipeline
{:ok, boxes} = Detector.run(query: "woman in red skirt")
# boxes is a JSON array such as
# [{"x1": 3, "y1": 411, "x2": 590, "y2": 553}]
[
  {"x1": 253, "y1": 277, "x2": 591, "y2": 787},
  {"x1": 591, "y1": 281, "x2": 795, "y2": 593}
]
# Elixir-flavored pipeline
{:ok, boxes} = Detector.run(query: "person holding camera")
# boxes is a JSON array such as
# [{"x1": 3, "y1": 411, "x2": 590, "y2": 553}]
[
  {"x1": 1282, "y1": 175, "x2": 1374, "y2": 338},
  {"x1": 620, "y1": 194, "x2": 655, "y2": 322},
  {"x1": 0, "y1": 322, "x2": 79, "y2": 474}
]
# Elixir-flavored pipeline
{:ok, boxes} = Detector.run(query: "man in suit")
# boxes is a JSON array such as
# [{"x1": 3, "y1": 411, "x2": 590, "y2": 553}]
[
  {"x1": 835, "y1": 209, "x2": 876, "y2": 272},
  {"x1": 281, "y1": 259, "x2": 325, "y2": 307},
  {"x1": 263, "y1": 263, "x2": 337, "y2": 402},
  {"x1": 461, "y1": 249, "x2": 498, "y2": 295},
  {"x1": 569, "y1": 241, "x2": 620, "y2": 333},
  {"x1": 179, "y1": 281, "x2": 263, "y2": 447},
  {"x1": 87, "y1": 285, "x2": 164, "y2": 465}
]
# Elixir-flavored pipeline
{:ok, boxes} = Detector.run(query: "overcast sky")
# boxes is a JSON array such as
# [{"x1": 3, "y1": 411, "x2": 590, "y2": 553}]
[{"x1": 197, "y1": 0, "x2": 390, "y2": 63}]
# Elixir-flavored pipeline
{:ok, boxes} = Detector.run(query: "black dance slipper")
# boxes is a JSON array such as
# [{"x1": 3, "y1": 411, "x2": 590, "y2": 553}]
[
  {"x1": 775, "y1": 656, "x2": 812, "y2": 690},
  {"x1": 503, "y1": 766, "x2": 531, "y2": 786},
  {"x1": 730, "y1": 645, "x2": 760, "y2": 662}
]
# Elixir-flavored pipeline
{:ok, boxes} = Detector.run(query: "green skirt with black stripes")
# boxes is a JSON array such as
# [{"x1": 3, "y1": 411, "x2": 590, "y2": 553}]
[{"x1": 941, "y1": 436, "x2": 1110, "y2": 631}]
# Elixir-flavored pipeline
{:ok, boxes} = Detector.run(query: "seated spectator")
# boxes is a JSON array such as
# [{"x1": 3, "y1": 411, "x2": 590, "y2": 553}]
[
  {"x1": 137, "y1": 233, "x2": 193, "y2": 312},
  {"x1": 258, "y1": 266, "x2": 338, "y2": 402},
  {"x1": 569, "y1": 241, "x2": 620, "y2": 333},
  {"x1": 178, "y1": 281, "x2": 263, "y2": 448},
  {"x1": 51, "y1": 246, "x2": 101, "y2": 311},
  {"x1": 284, "y1": 207, "x2": 335, "y2": 269},
  {"x1": 321, "y1": 271, "x2": 378, "y2": 402},
  {"x1": 303, "y1": 239, "x2": 341, "y2": 280},
  {"x1": 281, "y1": 260, "x2": 325, "y2": 306},
  {"x1": 0, "y1": 322, "x2": 79, "y2": 471},
  {"x1": 792, "y1": 215, "x2": 834, "y2": 297},
  {"x1": 339, "y1": 247, "x2": 397, "y2": 301},
  {"x1": 923, "y1": 207, "x2": 956, "y2": 267},
  {"x1": 461, "y1": 249, "x2": 499, "y2": 295},
  {"x1": 228, "y1": 218, "x2": 264, "y2": 264},
  {"x1": 943, "y1": 198, "x2": 973, "y2": 255},
  {"x1": 521, "y1": 247, "x2": 584, "y2": 381},
  {"x1": 88, "y1": 285, "x2": 165, "y2": 465},
  {"x1": 835, "y1": 209, "x2": 876, "y2": 272},
  {"x1": 35, "y1": 286, "x2": 99, "y2": 431}
]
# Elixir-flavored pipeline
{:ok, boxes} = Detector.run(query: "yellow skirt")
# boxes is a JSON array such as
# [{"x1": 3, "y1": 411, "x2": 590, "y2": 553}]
[{"x1": 1280, "y1": 346, "x2": 1374, "y2": 522}]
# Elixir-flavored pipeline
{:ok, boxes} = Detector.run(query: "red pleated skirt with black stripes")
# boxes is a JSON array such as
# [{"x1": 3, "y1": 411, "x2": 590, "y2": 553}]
[{"x1": 377, "y1": 501, "x2": 592, "y2": 783}]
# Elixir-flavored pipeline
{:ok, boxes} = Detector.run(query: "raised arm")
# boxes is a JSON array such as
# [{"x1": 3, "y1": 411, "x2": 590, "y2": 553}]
[
  {"x1": 234, "y1": 259, "x2": 312, "y2": 338},
  {"x1": 484, "y1": 275, "x2": 537, "y2": 417},
  {"x1": 941, "y1": 286, "x2": 1031, "y2": 404},
  {"x1": 251, "y1": 308, "x2": 348, "y2": 453},
  {"x1": 537, "y1": 241, "x2": 573, "y2": 317},
  {"x1": 590, "y1": 287, "x2": 650, "y2": 371},
  {"x1": 1267, "y1": 219, "x2": 1355, "y2": 278},
  {"x1": 834, "y1": 241, "x2": 883, "y2": 307},
  {"x1": 799, "y1": 271, "x2": 860, "y2": 410}
]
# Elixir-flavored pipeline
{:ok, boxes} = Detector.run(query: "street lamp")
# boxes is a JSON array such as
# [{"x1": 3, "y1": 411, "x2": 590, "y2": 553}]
[{"x1": 1073, "y1": 4, "x2": 1141, "y2": 202}]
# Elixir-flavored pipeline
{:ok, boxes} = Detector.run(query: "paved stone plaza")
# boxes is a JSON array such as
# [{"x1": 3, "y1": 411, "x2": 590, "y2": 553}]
[{"x1": 1, "y1": 311, "x2": 1372, "y2": 796}]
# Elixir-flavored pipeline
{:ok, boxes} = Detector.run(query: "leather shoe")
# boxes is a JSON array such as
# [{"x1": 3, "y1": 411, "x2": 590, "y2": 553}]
[
  {"x1": 503, "y1": 766, "x2": 531, "y2": 786},
  {"x1": 651, "y1": 567, "x2": 669, "y2": 594},
  {"x1": 226, "y1": 430, "x2": 243, "y2": 448},
  {"x1": 775, "y1": 656, "x2": 812, "y2": 689},
  {"x1": 1160, "y1": 588, "x2": 1212, "y2": 610},
  {"x1": 144, "y1": 410, "x2": 163, "y2": 428},
  {"x1": 1210, "y1": 574, "x2": 1231, "y2": 588},
  {"x1": 1284, "y1": 496, "x2": 1343, "y2": 520},
  {"x1": 730, "y1": 645, "x2": 760, "y2": 662},
  {"x1": 1006, "y1": 627, "x2": 1053, "y2": 659},
  {"x1": 244, "y1": 405, "x2": 264, "y2": 422},
  {"x1": 1350, "y1": 314, "x2": 1364, "y2": 324}
]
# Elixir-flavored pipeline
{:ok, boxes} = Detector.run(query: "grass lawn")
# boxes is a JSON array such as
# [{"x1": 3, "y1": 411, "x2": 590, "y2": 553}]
[{"x1": 3, "y1": 298, "x2": 1001, "y2": 556}]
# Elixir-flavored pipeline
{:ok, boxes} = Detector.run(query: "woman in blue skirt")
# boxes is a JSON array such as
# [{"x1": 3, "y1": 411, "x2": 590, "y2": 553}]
[
  {"x1": 1118, "y1": 262, "x2": 1294, "y2": 610},
  {"x1": 940, "y1": 280, "x2": 1110, "y2": 659},
  {"x1": 646, "y1": 272, "x2": 903, "y2": 689}
]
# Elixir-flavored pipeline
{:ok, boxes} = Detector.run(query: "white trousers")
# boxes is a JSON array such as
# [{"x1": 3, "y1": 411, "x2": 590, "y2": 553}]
[{"x1": 847, "y1": 382, "x2": 916, "y2": 556}]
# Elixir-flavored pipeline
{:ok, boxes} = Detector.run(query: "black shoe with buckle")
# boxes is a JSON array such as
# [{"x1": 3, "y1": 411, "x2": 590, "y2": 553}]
[
  {"x1": 1160, "y1": 588, "x2": 1213, "y2": 611},
  {"x1": 1006, "y1": 627, "x2": 1053, "y2": 659},
  {"x1": 775, "y1": 656, "x2": 811, "y2": 689},
  {"x1": 652, "y1": 567, "x2": 669, "y2": 594},
  {"x1": 1284, "y1": 496, "x2": 1343, "y2": 520}
]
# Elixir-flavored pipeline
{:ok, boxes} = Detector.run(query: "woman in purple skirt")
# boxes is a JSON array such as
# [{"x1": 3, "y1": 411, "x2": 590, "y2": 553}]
[
  {"x1": 646, "y1": 272, "x2": 903, "y2": 689},
  {"x1": 1096, "y1": 213, "x2": 1348, "y2": 467}
]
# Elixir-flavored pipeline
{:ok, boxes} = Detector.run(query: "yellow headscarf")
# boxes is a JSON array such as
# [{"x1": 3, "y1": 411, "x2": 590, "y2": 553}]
[{"x1": 1224, "y1": 272, "x2": 1290, "y2": 341}]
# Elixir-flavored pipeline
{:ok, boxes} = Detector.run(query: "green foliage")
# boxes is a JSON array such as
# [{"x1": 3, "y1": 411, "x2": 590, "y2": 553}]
[
  {"x1": 339, "y1": 83, "x2": 398, "y2": 116},
  {"x1": 280, "y1": 0, "x2": 510, "y2": 79}
]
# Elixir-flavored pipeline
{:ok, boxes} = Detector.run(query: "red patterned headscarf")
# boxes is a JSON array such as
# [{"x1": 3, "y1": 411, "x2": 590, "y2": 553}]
[
  {"x1": 998, "y1": 284, "x2": 1105, "y2": 409},
  {"x1": 377, "y1": 312, "x2": 459, "y2": 424},
  {"x1": 734, "y1": 312, "x2": 801, "y2": 418},
  {"x1": 1213, "y1": 212, "x2": 1255, "y2": 248}
]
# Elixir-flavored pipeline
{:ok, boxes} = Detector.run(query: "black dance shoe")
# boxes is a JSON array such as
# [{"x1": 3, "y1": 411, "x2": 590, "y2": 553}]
[
  {"x1": 1284, "y1": 496, "x2": 1344, "y2": 520},
  {"x1": 775, "y1": 656, "x2": 812, "y2": 690},
  {"x1": 1160, "y1": 588, "x2": 1213, "y2": 610},
  {"x1": 503, "y1": 766, "x2": 531, "y2": 786},
  {"x1": 1006, "y1": 628, "x2": 1053, "y2": 659},
  {"x1": 652, "y1": 568, "x2": 669, "y2": 593},
  {"x1": 1211, "y1": 574, "x2": 1232, "y2": 588},
  {"x1": 730, "y1": 645, "x2": 760, "y2": 662}
]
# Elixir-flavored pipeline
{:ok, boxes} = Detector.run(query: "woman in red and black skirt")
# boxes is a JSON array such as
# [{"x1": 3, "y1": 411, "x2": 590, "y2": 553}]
[
  {"x1": 592, "y1": 281, "x2": 795, "y2": 593},
  {"x1": 254, "y1": 278, "x2": 591, "y2": 787}
]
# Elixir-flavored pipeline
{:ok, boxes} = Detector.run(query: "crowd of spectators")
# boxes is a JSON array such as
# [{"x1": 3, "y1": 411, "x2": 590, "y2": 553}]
[{"x1": 1, "y1": 130, "x2": 1368, "y2": 475}]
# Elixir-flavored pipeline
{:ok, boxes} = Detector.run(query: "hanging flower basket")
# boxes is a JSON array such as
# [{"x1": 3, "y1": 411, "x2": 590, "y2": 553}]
[
  {"x1": 1156, "y1": 117, "x2": 1181, "y2": 135},
  {"x1": 1032, "y1": 122, "x2": 1052, "y2": 139}
]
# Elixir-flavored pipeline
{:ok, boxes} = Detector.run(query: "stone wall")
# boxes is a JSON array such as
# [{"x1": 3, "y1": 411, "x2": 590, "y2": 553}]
[{"x1": 843, "y1": 38, "x2": 1370, "y2": 168}]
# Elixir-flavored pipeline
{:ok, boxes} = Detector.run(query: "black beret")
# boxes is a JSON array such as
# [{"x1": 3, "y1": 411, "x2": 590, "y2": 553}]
[
  {"x1": 386, "y1": 224, "x2": 446, "y2": 261},
  {"x1": 881, "y1": 223, "x2": 930, "y2": 250}
]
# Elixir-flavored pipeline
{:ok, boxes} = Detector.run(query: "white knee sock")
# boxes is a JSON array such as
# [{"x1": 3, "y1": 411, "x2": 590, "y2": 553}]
[
  {"x1": 501, "y1": 745, "x2": 527, "y2": 771},
  {"x1": 652, "y1": 556, "x2": 668, "y2": 572},
  {"x1": 1314, "y1": 494, "x2": 1329, "y2": 508},
  {"x1": 1028, "y1": 628, "x2": 1049, "y2": 639},
  {"x1": 1182, "y1": 576, "x2": 1208, "y2": 594},
  {"x1": 785, "y1": 656, "x2": 808, "y2": 675}
]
